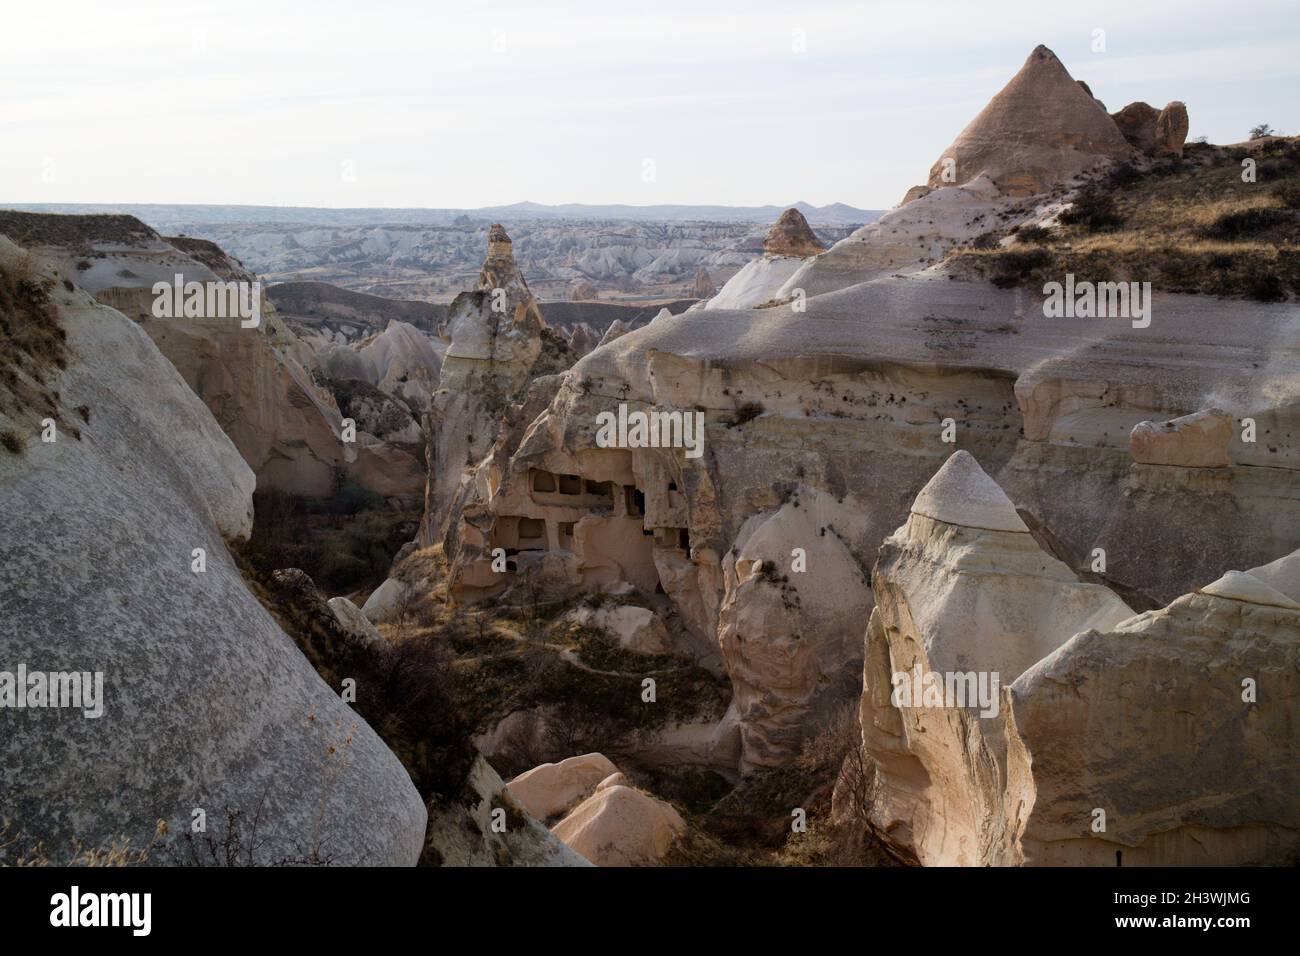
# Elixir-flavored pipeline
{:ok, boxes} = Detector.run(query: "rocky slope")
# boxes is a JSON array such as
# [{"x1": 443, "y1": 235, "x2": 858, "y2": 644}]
[{"x1": 0, "y1": 238, "x2": 427, "y2": 864}]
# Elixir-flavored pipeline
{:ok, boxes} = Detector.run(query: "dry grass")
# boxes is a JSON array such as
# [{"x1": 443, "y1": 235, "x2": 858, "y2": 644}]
[
  {"x1": 950, "y1": 138, "x2": 1300, "y2": 301},
  {"x1": 0, "y1": 252, "x2": 77, "y2": 448}
]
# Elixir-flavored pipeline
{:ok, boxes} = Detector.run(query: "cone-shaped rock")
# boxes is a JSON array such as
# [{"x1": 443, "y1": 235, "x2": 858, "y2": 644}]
[
  {"x1": 763, "y1": 207, "x2": 826, "y2": 257},
  {"x1": 928, "y1": 45, "x2": 1133, "y2": 195},
  {"x1": 1201, "y1": 570, "x2": 1300, "y2": 609},
  {"x1": 910, "y1": 450, "x2": 1029, "y2": 532}
]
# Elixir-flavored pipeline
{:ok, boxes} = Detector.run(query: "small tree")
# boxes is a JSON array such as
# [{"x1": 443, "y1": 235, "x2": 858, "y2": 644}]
[{"x1": 1249, "y1": 123, "x2": 1276, "y2": 140}]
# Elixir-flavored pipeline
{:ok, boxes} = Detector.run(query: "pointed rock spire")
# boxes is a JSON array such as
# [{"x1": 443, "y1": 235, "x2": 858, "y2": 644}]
[
  {"x1": 910, "y1": 450, "x2": 1029, "y2": 532},
  {"x1": 763, "y1": 208, "x2": 826, "y2": 257},
  {"x1": 1246, "y1": 548, "x2": 1300, "y2": 603},
  {"x1": 927, "y1": 44, "x2": 1133, "y2": 196},
  {"x1": 1200, "y1": 570, "x2": 1300, "y2": 609}
]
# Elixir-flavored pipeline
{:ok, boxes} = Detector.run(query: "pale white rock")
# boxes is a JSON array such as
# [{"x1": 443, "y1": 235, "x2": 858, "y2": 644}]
[
  {"x1": 327, "y1": 596, "x2": 387, "y2": 648},
  {"x1": 596, "y1": 772, "x2": 628, "y2": 791},
  {"x1": 859, "y1": 452, "x2": 1134, "y2": 866},
  {"x1": 506, "y1": 752, "x2": 619, "y2": 821},
  {"x1": 551, "y1": 784, "x2": 686, "y2": 866},
  {"x1": 910, "y1": 450, "x2": 1030, "y2": 532},
  {"x1": 361, "y1": 576, "x2": 412, "y2": 622},
  {"x1": 1200, "y1": 570, "x2": 1300, "y2": 609},
  {"x1": 1246, "y1": 549, "x2": 1300, "y2": 602}
]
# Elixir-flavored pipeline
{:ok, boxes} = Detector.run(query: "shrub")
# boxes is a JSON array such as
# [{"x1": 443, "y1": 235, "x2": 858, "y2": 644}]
[
  {"x1": 1199, "y1": 207, "x2": 1293, "y2": 240},
  {"x1": 1272, "y1": 183, "x2": 1300, "y2": 210},
  {"x1": 1014, "y1": 224, "x2": 1052, "y2": 244},
  {"x1": 1059, "y1": 191, "x2": 1123, "y2": 231},
  {"x1": 988, "y1": 247, "x2": 1052, "y2": 288}
]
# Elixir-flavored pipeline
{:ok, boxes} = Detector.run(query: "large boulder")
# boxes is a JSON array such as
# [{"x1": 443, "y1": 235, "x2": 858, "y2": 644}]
[
  {"x1": 1111, "y1": 100, "x2": 1190, "y2": 157},
  {"x1": 1003, "y1": 550, "x2": 1300, "y2": 865},
  {"x1": 550, "y1": 784, "x2": 685, "y2": 866},
  {"x1": 0, "y1": 242, "x2": 426, "y2": 865},
  {"x1": 506, "y1": 752, "x2": 620, "y2": 821},
  {"x1": 1130, "y1": 408, "x2": 1233, "y2": 467}
]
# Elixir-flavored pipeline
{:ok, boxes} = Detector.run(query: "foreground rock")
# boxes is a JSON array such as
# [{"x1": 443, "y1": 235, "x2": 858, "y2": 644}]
[
  {"x1": 0, "y1": 240, "x2": 426, "y2": 864},
  {"x1": 1004, "y1": 549, "x2": 1300, "y2": 865},
  {"x1": 550, "y1": 783, "x2": 685, "y2": 866},
  {"x1": 858, "y1": 452, "x2": 1134, "y2": 865},
  {"x1": 507, "y1": 752, "x2": 620, "y2": 821},
  {"x1": 854, "y1": 451, "x2": 1299, "y2": 865}
]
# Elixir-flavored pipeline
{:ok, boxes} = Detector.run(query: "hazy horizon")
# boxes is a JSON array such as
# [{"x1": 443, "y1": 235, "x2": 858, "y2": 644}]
[{"x1": 4, "y1": 0, "x2": 1299, "y2": 209}]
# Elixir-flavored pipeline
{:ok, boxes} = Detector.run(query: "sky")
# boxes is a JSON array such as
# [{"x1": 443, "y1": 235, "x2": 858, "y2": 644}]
[{"x1": 3, "y1": 0, "x2": 1299, "y2": 210}]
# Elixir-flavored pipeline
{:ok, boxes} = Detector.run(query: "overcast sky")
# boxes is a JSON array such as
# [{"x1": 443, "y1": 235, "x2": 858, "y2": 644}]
[{"x1": 3, "y1": 0, "x2": 1298, "y2": 210}]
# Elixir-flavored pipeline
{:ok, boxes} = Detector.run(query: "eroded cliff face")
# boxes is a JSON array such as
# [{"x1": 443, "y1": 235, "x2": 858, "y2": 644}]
[{"x1": 856, "y1": 452, "x2": 1299, "y2": 866}]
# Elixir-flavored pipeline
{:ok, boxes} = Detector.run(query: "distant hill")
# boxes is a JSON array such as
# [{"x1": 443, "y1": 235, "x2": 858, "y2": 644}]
[{"x1": 2, "y1": 201, "x2": 880, "y2": 227}]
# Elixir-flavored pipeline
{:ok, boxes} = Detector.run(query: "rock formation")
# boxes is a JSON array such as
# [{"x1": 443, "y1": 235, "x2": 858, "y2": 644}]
[
  {"x1": 508, "y1": 753, "x2": 685, "y2": 865},
  {"x1": 0, "y1": 239, "x2": 427, "y2": 864},
  {"x1": 550, "y1": 783, "x2": 685, "y2": 866},
  {"x1": 763, "y1": 207, "x2": 827, "y2": 258},
  {"x1": 927, "y1": 45, "x2": 1134, "y2": 195},
  {"x1": 423, "y1": 225, "x2": 547, "y2": 543},
  {"x1": 1112, "y1": 100, "x2": 1190, "y2": 158},
  {"x1": 718, "y1": 487, "x2": 873, "y2": 770},
  {"x1": 0, "y1": 212, "x2": 424, "y2": 506},
  {"x1": 852, "y1": 451, "x2": 1299, "y2": 865},
  {"x1": 1003, "y1": 549, "x2": 1300, "y2": 865},
  {"x1": 691, "y1": 265, "x2": 715, "y2": 299},
  {"x1": 426, "y1": 755, "x2": 591, "y2": 866},
  {"x1": 857, "y1": 451, "x2": 1134, "y2": 865},
  {"x1": 704, "y1": 207, "x2": 825, "y2": 310},
  {"x1": 507, "y1": 752, "x2": 620, "y2": 821}
]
